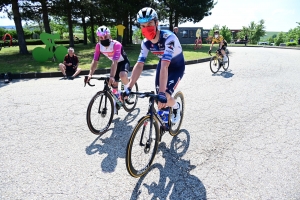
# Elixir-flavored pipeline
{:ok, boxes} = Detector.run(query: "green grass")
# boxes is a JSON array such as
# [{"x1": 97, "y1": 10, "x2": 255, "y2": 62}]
[{"x1": 0, "y1": 43, "x2": 212, "y2": 74}]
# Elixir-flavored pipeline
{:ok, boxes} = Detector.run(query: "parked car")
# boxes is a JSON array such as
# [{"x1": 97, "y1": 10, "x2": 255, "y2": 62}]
[{"x1": 258, "y1": 42, "x2": 268, "y2": 45}]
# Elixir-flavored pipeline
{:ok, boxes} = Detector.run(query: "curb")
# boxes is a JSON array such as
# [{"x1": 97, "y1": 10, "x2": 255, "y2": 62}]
[{"x1": 9, "y1": 57, "x2": 211, "y2": 80}]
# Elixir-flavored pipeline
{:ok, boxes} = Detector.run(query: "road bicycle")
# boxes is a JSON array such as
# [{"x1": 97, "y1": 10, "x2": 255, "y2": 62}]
[
  {"x1": 125, "y1": 90, "x2": 185, "y2": 178},
  {"x1": 209, "y1": 49, "x2": 230, "y2": 74},
  {"x1": 84, "y1": 76, "x2": 138, "y2": 135}
]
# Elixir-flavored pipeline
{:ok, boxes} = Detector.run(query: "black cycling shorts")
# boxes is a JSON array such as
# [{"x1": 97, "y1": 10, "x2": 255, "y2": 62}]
[{"x1": 114, "y1": 60, "x2": 130, "y2": 81}]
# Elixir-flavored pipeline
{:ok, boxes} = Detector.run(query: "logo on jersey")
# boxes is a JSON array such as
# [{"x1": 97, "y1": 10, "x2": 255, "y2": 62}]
[
  {"x1": 167, "y1": 41, "x2": 175, "y2": 50},
  {"x1": 163, "y1": 33, "x2": 169, "y2": 39},
  {"x1": 168, "y1": 80, "x2": 174, "y2": 86}
]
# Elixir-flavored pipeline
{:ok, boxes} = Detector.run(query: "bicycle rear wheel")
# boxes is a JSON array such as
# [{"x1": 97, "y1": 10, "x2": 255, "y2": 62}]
[
  {"x1": 210, "y1": 56, "x2": 220, "y2": 74},
  {"x1": 86, "y1": 91, "x2": 114, "y2": 135},
  {"x1": 169, "y1": 91, "x2": 185, "y2": 136},
  {"x1": 222, "y1": 55, "x2": 230, "y2": 71},
  {"x1": 126, "y1": 115, "x2": 160, "y2": 178},
  {"x1": 123, "y1": 82, "x2": 139, "y2": 112}
]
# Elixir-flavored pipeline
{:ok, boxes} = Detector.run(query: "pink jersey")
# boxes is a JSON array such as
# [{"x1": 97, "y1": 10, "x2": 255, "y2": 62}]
[{"x1": 93, "y1": 40, "x2": 128, "y2": 62}]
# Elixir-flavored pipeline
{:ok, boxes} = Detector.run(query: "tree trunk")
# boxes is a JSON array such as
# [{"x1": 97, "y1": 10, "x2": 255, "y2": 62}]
[
  {"x1": 123, "y1": 15, "x2": 128, "y2": 46},
  {"x1": 90, "y1": 10, "x2": 96, "y2": 44},
  {"x1": 40, "y1": 0, "x2": 51, "y2": 33},
  {"x1": 168, "y1": 10, "x2": 173, "y2": 31},
  {"x1": 81, "y1": 15, "x2": 87, "y2": 45},
  {"x1": 129, "y1": 14, "x2": 132, "y2": 44},
  {"x1": 11, "y1": 0, "x2": 29, "y2": 54},
  {"x1": 174, "y1": 11, "x2": 179, "y2": 27},
  {"x1": 66, "y1": 0, "x2": 74, "y2": 47}
]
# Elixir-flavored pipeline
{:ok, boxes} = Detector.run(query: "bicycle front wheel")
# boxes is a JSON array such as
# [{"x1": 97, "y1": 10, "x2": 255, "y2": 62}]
[
  {"x1": 210, "y1": 56, "x2": 220, "y2": 74},
  {"x1": 123, "y1": 82, "x2": 139, "y2": 112},
  {"x1": 169, "y1": 91, "x2": 185, "y2": 136},
  {"x1": 126, "y1": 115, "x2": 160, "y2": 178},
  {"x1": 86, "y1": 91, "x2": 114, "y2": 135},
  {"x1": 222, "y1": 55, "x2": 230, "y2": 71}
]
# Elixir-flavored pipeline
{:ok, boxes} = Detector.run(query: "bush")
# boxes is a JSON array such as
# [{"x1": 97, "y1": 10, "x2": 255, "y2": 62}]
[
  {"x1": 286, "y1": 42, "x2": 297, "y2": 46},
  {"x1": 25, "y1": 39, "x2": 80, "y2": 45}
]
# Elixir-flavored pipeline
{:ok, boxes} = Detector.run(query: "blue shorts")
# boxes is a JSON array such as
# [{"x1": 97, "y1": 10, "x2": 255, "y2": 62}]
[{"x1": 155, "y1": 61, "x2": 185, "y2": 95}]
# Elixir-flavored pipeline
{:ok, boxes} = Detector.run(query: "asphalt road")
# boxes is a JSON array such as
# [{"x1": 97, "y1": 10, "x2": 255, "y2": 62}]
[{"x1": 0, "y1": 47, "x2": 299, "y2": 200}]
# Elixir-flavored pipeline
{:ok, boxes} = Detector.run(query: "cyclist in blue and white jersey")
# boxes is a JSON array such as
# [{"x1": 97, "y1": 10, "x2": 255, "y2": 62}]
[{"x1": 124, "y1": 7, "x2": 185, "y2": 123}]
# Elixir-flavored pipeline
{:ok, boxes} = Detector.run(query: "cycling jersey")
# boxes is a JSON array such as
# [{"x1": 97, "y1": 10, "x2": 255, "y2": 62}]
[
  {"x1": 211, "y1": 35, "x2": 225, "y2": 44},
  {"x1": 138, "y1": 29, "x2": 185, "y2": 95},
  {"x1": 137, "y1": 30, "x2": 185, "y2": 70},
  {"x1": 93, "y1": 40, "x2": 128, "y2": 62}
]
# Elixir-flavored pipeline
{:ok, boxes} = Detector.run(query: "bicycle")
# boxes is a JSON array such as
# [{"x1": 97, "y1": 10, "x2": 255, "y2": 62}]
[
  {"x1": 125, "y1": 90, "x2": 185, "y2": 178},
  {"x1": 84, "y1": 76, "x2": 139, "y2": 135},
  {"x1": 209, "y1": 49, "x2": 229, "y2": 74}
]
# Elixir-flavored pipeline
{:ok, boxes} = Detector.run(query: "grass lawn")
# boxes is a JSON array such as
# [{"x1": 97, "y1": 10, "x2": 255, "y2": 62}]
[{"x1": 0, "y1": 43, "x2": 213, "y2": 74}]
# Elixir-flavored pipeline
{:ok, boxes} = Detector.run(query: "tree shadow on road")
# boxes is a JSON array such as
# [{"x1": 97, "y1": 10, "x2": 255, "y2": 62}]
[
  {"x1": 85, "y1": 108, "x2": 140, "y2": 173},
  {"x1": 130, "y1": 129, "x2": 207, "y2": 200}
]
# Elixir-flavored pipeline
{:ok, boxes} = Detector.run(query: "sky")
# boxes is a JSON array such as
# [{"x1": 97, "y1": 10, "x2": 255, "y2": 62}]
[
  {"x1": 0, "y1": 0, "x2": 299, "y2": 32},
  {"x1": 180, "y1": 0, "x2": 300, "y2": 32}
]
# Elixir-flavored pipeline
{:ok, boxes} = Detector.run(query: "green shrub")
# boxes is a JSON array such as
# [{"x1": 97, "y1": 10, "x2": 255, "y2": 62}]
[{"x1": 286, "y1": 42, "x2": 297, "y2": 46}]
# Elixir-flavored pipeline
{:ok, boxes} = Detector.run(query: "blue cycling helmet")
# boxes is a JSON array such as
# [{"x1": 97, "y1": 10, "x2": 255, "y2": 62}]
[{"x1": 137, "y1": 7, "x2": 158, "y2": 23}]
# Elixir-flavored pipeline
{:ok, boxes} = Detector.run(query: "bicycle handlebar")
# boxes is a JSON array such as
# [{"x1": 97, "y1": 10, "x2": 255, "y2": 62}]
[
  {"x1": 84, "y1": 75, "x2": 121, "y2": 87},
  {"x1": 128, "y1": 91, "x2": 159, "y2": 99}
]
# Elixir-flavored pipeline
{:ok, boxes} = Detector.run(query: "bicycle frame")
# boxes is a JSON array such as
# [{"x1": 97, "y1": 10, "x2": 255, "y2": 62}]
[
  {"x1": 85, "y1": 76, "x2": 124, "y2": 108},
  {"x1": 130, "y1": 92, "x2": 168, "y2": 151}
]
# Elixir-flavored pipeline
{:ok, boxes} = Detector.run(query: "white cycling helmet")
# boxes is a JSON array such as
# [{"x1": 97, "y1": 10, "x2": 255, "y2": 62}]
[
  {"x1": 96, "y1": 26, "x2": 110, "y2": 37},
  {"x1": 137, "y1": 7, "x2": 158, "y2": 23}
]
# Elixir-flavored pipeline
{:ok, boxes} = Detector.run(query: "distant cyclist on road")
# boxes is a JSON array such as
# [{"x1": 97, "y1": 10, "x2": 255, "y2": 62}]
[
  {"x1": 123, "y1": 7, "x2": 185, "y2": 124},
  {"x1": 209, "y1": 30, "x2": 228, "y2": 62}
]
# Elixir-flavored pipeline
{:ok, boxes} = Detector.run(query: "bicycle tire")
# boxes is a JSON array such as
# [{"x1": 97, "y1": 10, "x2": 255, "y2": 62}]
[
  {"x1": 123, "y1": 82, "x2": 139, "y2": 112},
  {"x1": 126, "y1": 115, "x2": 160, "y2": 178},
  {"x1": 86, "y1": 91, "x2": 114, "y2": 135},
  {"x1": 169, "y1": 91, "x2": 185, "y2": 136},
  {"x1": 222, "y1": 55, "x2": 230, "y2": 71},
  {"x1": 209, "y1": 56, "x2": 220, "y2": 74}
]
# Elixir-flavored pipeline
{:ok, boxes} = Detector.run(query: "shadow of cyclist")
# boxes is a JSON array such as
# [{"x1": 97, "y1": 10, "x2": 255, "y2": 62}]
[
  {"x1": 130, "y1": 129, "x2": 206, "y2": 200},
  {"x1": 212, "y1": 69, "x2": 234, "y2": 78},
  {"x1": 85, "y1": 109, "x2": 140, "y2": 173}
]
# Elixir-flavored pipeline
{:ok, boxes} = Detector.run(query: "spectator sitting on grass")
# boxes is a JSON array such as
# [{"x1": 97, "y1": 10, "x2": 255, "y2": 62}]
[{"x1": 59, "y1": 47, "x2": 81, "y2": 80}]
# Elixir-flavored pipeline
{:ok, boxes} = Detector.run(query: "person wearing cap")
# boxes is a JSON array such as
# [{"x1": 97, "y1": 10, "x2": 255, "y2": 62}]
[
  {"x1": 59, "y1": 47, "x2": 81, "y2": 79},
  {"x1": 208, "y1": 30, "x2": 228, "y2": 62},
  {"x1": 123, "y1": 7, "x2": 185, "y2": 125}
]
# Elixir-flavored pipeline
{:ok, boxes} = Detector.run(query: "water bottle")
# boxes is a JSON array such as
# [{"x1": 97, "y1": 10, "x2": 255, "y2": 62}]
[{"x1": 158, "y1": 108, "x2": 169, "y2": 124}]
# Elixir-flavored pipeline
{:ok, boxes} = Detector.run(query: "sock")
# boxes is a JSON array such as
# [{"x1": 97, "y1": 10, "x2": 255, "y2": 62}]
[
  {"x1": 172, "y1": 102, "x2": 179, "y2": 109},
  {"x1": 112, "y1": 89, "x2": 118, "y2": 94},
  {"x1": 124, "y1": 84, "x2": 129, "y2": 90}
]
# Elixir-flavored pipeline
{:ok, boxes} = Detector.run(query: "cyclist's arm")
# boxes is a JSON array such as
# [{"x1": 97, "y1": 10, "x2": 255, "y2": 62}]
[
  {"x1": 159, "y1": 61, "x2": 170, "y2": 93},
  {"x1": 128, "y1": 40, "x2": 149, "y2": 89},
  {"x1": 88, "y1": 43, "x2": 101, "y2": 76},
  {"x1": 210, "y1": 39, "x2": 215, "y2": 50},
  {"x1": 110, "y1": 42, "x2": 122, "y2": 77}
]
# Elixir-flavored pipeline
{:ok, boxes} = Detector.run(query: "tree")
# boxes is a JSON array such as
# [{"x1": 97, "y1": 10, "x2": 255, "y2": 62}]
[
  {"x1": 156, "y1": 0, "x2": 216, "y2": 31},
  {"x1": 10, "y1": 0, "x2": 29, "y2": 54},
  {"x1": 274, "y1": 32, "x2": 285, "y2": 46},
  {"x1": 208, "y1": 24, "x2": 232, "y2": 43}
]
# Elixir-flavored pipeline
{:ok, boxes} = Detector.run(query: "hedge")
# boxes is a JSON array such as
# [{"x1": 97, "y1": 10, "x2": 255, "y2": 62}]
[{"x1": 286, "y1": 42, "x2": 297, "y2": 46}]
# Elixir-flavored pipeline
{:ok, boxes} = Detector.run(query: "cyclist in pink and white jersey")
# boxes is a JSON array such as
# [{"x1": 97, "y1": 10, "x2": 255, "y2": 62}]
[{"x1": 86, "y1": 26, "x2": 130, "y2": 91}]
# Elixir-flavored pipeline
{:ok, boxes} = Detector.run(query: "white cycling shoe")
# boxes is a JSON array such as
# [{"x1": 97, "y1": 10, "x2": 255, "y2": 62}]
[
  {"x1": 171, "y1": 102, "x2": 181, "y2": 124},
  {"x1": 223, "y1": 56, "x2": 228, "y2": 63}
]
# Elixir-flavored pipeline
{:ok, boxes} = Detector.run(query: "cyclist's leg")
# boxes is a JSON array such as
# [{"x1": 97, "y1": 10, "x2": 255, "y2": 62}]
[
  {"x1": 155, "y1": 62, "x2": 185, "y2": 107},
  {"x1": 118, "y1": 60, "x2": 130, "y2": 87}
]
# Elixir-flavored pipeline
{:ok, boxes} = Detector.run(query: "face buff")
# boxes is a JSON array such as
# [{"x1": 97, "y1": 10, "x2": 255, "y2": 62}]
[
  {"x1": 142, "y1": 26, "x2": 157, "y2": 40},
  {"x1": 100, "y1": 39, "x2": 110, "y2": 46}
]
